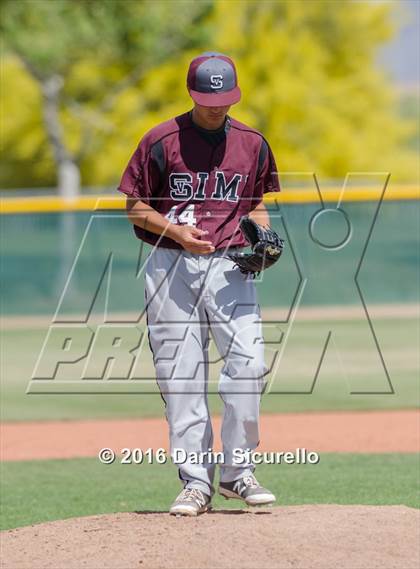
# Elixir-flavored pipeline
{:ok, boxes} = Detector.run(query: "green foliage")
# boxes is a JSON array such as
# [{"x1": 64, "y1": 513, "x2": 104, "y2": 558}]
[
  {"x1": 1, "y1": 0, "x2": 212, "y2": 75},
  {"x1": 0, "y1": 0, "x2": 212, "y2": 188},
  {"x1": 0, "y1": 0, "x2": 417, "y2": 189},
  {"x1": 0, "y1": 56, "x2": 55, "y2": 188},
  {"x1": 210, "y1": 0, "x2": 417, "y2": 181}
]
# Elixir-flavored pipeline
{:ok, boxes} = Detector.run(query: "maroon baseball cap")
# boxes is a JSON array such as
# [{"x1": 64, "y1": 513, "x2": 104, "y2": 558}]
[{"x1": 187, "y1": 52, "x2": 241, "y2": 107}]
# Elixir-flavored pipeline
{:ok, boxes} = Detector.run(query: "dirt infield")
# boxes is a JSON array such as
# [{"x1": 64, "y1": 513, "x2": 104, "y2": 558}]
[
  {"x1": 2, "y1": 303, "x2": 417, "y2": 329},
  {"x1": 2, "y1": 411, "x2": 419, "y2": 567},
  {"x1": 2, "y1": 506, "x2": 419, "y2": 569},
  {"x1": 2, "y1": 410, "x2": 419, "y2": 461}
]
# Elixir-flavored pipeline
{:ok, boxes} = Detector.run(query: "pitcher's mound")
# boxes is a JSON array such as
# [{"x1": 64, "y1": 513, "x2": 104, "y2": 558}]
[{"x1": 2, "y1": 505, "x2": 419, "y2": 569}]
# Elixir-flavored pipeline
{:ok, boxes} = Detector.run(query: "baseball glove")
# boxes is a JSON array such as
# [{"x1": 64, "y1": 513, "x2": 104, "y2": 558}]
[{"x1": 228, "y1": 215, "x2": 284, "y2": 277}]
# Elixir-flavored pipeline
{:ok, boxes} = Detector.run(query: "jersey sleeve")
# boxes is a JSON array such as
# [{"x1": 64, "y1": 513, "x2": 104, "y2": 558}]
[
  {"x1": 117, "y1": 135, "x2": 162, "y2": 203},
  {"x1": 250, "y1": 139, "x2": 281, "y2": 209}
]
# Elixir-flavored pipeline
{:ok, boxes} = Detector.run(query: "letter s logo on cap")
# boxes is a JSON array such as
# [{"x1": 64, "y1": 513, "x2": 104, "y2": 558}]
[{"x1": 210, "y1": 75, "x2": 223, "y2": 89}]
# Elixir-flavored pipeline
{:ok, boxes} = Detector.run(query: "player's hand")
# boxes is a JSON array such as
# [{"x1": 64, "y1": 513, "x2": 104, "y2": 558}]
[{"x1": 172, "y1": 226, "x2": 215, "y2": 254}]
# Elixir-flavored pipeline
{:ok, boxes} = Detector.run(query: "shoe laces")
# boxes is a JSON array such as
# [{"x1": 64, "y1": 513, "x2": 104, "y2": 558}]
[
  {"x1": 242, "y1": 474, "x2": 259, "y2": 488},
  {"x1": 179, "y1": 488, "x2": 206, "y2": 506}
]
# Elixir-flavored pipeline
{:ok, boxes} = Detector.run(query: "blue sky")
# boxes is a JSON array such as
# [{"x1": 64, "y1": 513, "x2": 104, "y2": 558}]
[{"x1": 376, "y1": 0, "x2": 419, "y2": 91}]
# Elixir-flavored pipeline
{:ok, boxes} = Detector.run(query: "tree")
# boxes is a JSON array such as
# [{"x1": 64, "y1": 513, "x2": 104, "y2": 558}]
[
  {"x1": 1, "y1": 0, "x2": 211, "y2": 197},
  {"x1": 1, "y1": 0, "x2": 417, "y2": 191},
  {"x1": 209, "y1": 0, "x2": 417, "y2": 182}
]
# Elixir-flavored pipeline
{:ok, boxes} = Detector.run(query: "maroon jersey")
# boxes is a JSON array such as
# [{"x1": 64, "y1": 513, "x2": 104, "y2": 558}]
[{"x1": 117, "y1": 111, "x2": 280, "y2": 250}]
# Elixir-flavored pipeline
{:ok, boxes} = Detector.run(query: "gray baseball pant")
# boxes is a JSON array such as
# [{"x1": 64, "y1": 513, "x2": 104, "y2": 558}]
[{"x1": 144, "y1": 247, "x2": 268, "y2": 497}]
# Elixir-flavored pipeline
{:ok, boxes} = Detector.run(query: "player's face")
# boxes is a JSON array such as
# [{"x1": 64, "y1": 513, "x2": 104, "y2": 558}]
[{"x1": 193, "y1": 103, "x2": 231, "y2": 130}]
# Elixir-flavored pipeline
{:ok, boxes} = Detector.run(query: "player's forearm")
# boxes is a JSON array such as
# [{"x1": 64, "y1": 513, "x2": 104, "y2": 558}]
[
  {"x1": 249, "y1": 200, "x2": 270, "y2": 227},
  {"x1": 126, "y1": 198, "x2": 179, "y2": 241},
  {"x1": 126, "y1": 197, "x2": 214, "y2": 254}
]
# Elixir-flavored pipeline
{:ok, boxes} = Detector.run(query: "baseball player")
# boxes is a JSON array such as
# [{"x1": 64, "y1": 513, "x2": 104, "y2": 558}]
[{"x1": 118, "y1": 52, "x2": 282, "y2": 516}]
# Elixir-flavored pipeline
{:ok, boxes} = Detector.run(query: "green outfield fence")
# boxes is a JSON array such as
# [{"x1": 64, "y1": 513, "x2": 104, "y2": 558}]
[{"x1": 0, "y1": 188, "x2": 418, "y2": 316}]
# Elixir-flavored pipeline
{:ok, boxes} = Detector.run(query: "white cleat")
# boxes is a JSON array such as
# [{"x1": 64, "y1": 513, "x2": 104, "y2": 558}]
[
  {"x1": 169, "y1": 488, "x2": 212, "y2": 517},
  {"x1": 219, "y1": 473, "x2": 276, "y2": 506}
]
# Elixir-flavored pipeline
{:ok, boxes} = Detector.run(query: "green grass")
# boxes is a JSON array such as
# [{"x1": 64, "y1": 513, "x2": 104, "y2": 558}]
[
  {"x1": 1, "y1": 315, "x2": 419, "y2": 421},
  {"x1": 1, "y1": 454, "x2": 418, "y2": 530}
]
